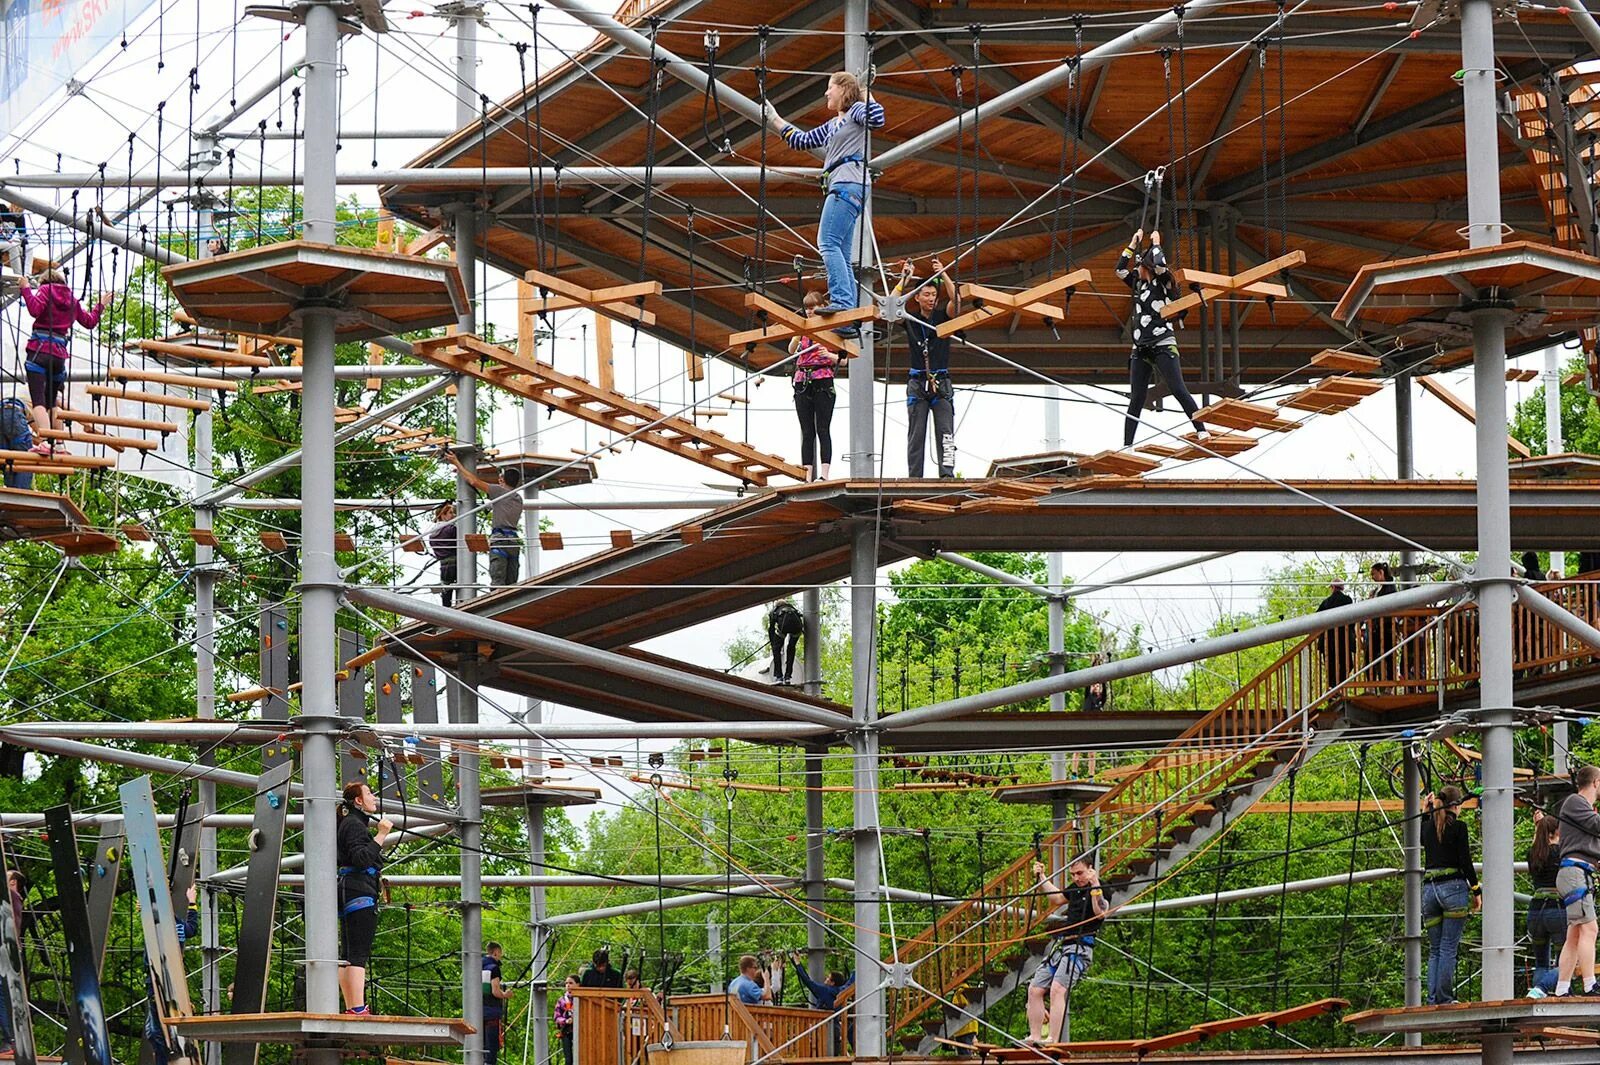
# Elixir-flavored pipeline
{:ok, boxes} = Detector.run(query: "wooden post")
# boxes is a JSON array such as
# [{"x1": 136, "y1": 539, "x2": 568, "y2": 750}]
[{"x1": 595, "y1": 315, "x2": 615, "y2": 393}]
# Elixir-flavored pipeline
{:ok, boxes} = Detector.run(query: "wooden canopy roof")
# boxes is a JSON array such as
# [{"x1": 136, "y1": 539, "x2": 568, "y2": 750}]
[{"x1": 382, "y1": 0, "x2": 1594, "y2": 387}]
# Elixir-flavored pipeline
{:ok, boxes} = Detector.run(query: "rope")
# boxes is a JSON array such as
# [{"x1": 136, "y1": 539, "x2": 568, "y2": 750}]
[
  {"x1": 1271, "y1": 764, "x2": 1299, "y2": 1012},
  {"x1": 1139, "y1": 807, "x2": 1163, "y2": 1040},
  {"x1": 1198, "y1": 800, "x2": 1230, "y2": 1021},
  {"x1": 1330, "y1": 744, "x2": 1369, "y2": 996}
]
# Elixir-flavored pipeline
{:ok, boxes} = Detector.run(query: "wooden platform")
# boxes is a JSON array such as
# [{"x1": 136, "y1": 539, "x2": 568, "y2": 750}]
[
  {"x1": 162, "y1": 241, "x2": 468, "y2": 342},
  {"x1": 992, "y1": 779, "x2": 1112, "y2": 806},
  {"x1": 0, "y1": 487, "x2": 118, "y2": 556},
  {"x1": 1509, "y1": 452, "x2": 1600, "y2": 480},
  {"x1": 413, "y1": 333, "x2": 805, "y2": 485},
  {"x1": 166, "y1": 1011, "x2": 472, "y2": 1047},
  {"x1": 1334, "y1": 241, "x2": 1600, "y2": 344},
  {"x1": 479, "y1": 781, "x2": 602, "y2": 808},
  {"x1": 1346, "y1": 997, "x2": 1600, "y2": 1037},
  {"x1": 479, "y1": 451, "x2": 598, "y2": 489},
  {"x1": 986, "y1": 451, "x2": 1088, "y2": 479}
]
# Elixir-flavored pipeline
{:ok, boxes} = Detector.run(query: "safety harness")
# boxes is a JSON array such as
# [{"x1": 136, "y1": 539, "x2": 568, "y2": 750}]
[{"x1": 1561, "y1": 857, "x2": 1595, "y2": 907}]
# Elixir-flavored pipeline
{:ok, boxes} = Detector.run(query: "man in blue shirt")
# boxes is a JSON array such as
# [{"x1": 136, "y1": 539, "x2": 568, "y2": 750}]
[
  {"x1": 482, "y1": 942, "x2": 513, "y2": 1065},
  {"x1": 786, "y1": 952, "x2": 853, "y2": 1009},
  {"x1": 727, "y1": 955, "x2": 770, "y2": 1005}
]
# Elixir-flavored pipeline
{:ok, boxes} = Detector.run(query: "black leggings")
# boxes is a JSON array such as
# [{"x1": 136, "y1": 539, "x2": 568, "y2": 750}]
[
  {"x1": 1124, "y1": 346, "x2": 1203, "y2": 447},
  {"x1": 340, "y1": 904, "x2": 378, "y2": 967},
  {"x1": 794, "y1": 381, "x2": 836, "y2": 476}
]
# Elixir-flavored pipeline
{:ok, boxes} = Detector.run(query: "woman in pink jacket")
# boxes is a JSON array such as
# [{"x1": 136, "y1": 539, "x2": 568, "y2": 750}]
[{"x1": 19, "y1": 268, "x2": 110, "y2": 454}]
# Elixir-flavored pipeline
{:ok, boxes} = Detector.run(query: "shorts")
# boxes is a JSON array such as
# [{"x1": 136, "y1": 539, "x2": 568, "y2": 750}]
[
  {"x1": 25, "y1": 354, "x2": 67, "y2": 409},
  {"x1": 1029, "y1": 943, "x2": 1093, "y2": 989},
  {"x1": 1558, "y1": 865, "x2": 1597, "y2": 924},
  {"x1": 341, "y1": 903, "x2": 378, "y2": 967}
]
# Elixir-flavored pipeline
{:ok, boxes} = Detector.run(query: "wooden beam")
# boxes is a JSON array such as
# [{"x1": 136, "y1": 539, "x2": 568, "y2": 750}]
[
  {"x1": 1418, "y1": 376, "x2": 1533, "y2": 458},
  {"x1": 595, "y1": 315, "x2": 614, "y2": 393},
  {"x1": 59, "y1": 409, "x2": 179, "y2": 433},
  {"x1": 85, "y1": 385, "x2": 211, "y2": 412},
  {"x1": 730, "y1": 292, "x2": 868, "y2": 357},
  {"x1": 1162, "y1": 250, "x2": 1308, "y2": 319}
]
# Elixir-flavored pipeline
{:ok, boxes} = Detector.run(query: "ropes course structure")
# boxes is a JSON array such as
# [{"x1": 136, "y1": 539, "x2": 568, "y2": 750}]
[{"x1": 6, "y1": 3, "x2": 1600, "y2": 1065}]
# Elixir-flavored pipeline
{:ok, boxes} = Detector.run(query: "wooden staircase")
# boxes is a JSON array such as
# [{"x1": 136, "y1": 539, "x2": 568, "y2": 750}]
[
  {"x1": 413, "y1": 333, "x2": 806, "y2": 486},
  {"x1": 893, "y1": 577, "x2": 1600, "y2": 1049}
]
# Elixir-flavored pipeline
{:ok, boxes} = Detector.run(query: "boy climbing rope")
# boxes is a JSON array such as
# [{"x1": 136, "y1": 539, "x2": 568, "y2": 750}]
[
  {"x1": 1114, "y1": 228, "x2": 1206, "y2": 448},
  {"x1": 18, "y1": 267, "x2": 111, "y2": 454},
  {"x1": 781, "y1": 72, "x2": 884, "y2": 338},
  {"x1": 896, "y1": 258, "x2": 959, "y2": 478},
  {"x1": 1027, "y1": 857, "x2": 1105, "y2": 1044},
  {"x1": 1555, "y1": 764, "x2": 1600, "y2": 996}
]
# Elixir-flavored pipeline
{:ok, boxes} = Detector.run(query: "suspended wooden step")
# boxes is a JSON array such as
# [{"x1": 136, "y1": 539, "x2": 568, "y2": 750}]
[
  {"x1": 85, "y1": 385, "x2": 211, "y2": 412},
  {"x1": 1194, "y1": 397, "x2": 1301, "y2": 434},
  {"x1": 1168, "y1": 430, "x2": 1257, "y2": 462},
  {"x1": 249, "y1": 381, "x2": 303, "y2": 396},
  {"x1": 520, "y1": 273, "x2": 657, "y2": 326},
  {"x1": 165, "y1": 1012, "x2": 472, "y2": 1049},
  {"x1": 109, "y1": 366, "x2": 237, "y2": 392},
  {"x1": 0, "y1": 449, "x2": 115, "y2": 469},
  {"x1": 190, "y1": 528, "x2": 219, "y2": 547},
  {"x1": 412, "y1": 334, "x2": 807, "y2": 485},
  {"x1": 121, "y1": 522, "x2": 152, "y2": 542},
  {"x1": 374, "y1": 427, "x2": 435, "y2": 444},
  {"x1": 259, "y1": 531, "x2": 289, "y2": 551},
  {"x1": 937, "y1": 269, "x2": 1092, "y2": 337},
  {"x1": 1507, "y1": 367, "x2": 1540, "y2": 382},
  {"x1": 1311, "y1": 348, "x2": 1383, "y2": 374},
  {"x1": 334, "y1": 533, "x2": 355, "y2": 552},
  {"x1": 540, "y1": 531, "x2": 564, "y2": 551},
  {"x1": 132, "y1": 337, "x2": 272, "y2": 368},
  {"x1": 1077, "y1": 450, "x2": 1163, "y2": 477},
  {"x1": 35, "y1": 427, "x2": 157, "y2": 452},
  {"x1": 728, "y1": 292, "x2": 865, "y2": 358},
  {"x1": 610, "y1": 530, "x2": 634, "y2": 550},
  {"x1": 393, "y1": 435, "x2": 453, "y2": 453},
  {"x1": 1279, "y1": 376, "x2": 1385, "y2": 414},
  {"x1": 58, "y1": 409, "x2": 178, "y2": 434},
  {"x1": 1163, "y1": 250, "x2": 1306, "y2": 319},
  {"x1": 1134, "y1": 442, "x2": 1182, "y2": 459}
]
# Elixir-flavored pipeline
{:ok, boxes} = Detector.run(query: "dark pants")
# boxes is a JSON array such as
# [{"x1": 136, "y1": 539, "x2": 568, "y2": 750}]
[
  {"x1": 1124, "y1": 346, "x2": 1203, "y2": 447},
  {"x1": 489, "y1": 541, "x2": 520, "y2": 586},
  {"x1": 794, "y1": 381, "x2": 836, "y2": 477},
  {"x1": 1530, "y1": 898, "x2": 1567, "y2": 972},
  {"x1": 1322, "y1": 628, "x2": 1354, "y2": 692},
  {"x1": 0, "y1": 403, "x2": 32, "y2": 490},
  {"x1": 771, "y1": 632, "x2": 800, "y2": 683},
  {"x1": 560, "y1": 1028, "x2": 573, "y2": 1065},
  {"x1": 25, "y1": 354, "x2": 66, "y2": 412},
  {"x1": 907, "y1": 376, "x2": 955, "y2": 477},
  {"x1": 439, "y1": 557, "x2": 457, "y2": 608},
  {"x1": 484, "y1": 1016, "x2": 501, "y2": 1065},
  {"x1": 340, "y1": 904, "x2": 378, "y2": 967}
]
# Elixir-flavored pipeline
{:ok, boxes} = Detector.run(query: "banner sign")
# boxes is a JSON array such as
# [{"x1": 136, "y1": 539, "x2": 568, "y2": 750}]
[{"x1": 2, "y1": 0, "x2": 161, "y2": 139}]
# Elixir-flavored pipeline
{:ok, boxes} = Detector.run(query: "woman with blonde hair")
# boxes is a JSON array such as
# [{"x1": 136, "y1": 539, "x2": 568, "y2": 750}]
[{"x1": 781, "y1": 71, "x2": 885, "y2": 339}]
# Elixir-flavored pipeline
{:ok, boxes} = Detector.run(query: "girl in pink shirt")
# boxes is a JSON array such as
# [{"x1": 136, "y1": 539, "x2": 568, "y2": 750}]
[{"x1": 791, "y1": 291, "x2": 841, "y2": 480}]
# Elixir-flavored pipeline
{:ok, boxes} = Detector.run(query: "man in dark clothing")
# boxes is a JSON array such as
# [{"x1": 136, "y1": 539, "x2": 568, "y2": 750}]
[
  {"x1": 336, "y1": 782, "x2": 392, "y2": 1014},
  {"x1": 1556, "y1": 764, "x2": 1600, "y2": 996},
  {"x1": 898, "y1": 258, "x2": 959, "y2": 478},
  {"x1": 144, "y1": 883, "x2": 198, "y2": 1065},
  {"x1": 482, "y1": 942, "x2": 513, "y2": 1065},
  {"x1": 426, "y1": 503, "x2": 458, "y2": 607},
  {"x1": 768, "y1": 600, "x2": 804, "y2": 685},
  {"x1": 1522, "y1": 551, "x2": 1547, "y2": 583},
  {"x1": 1028, "y1": 858, "x2": 1106, "y2": 1044},
  {"x1": 1316, "y1": 579, "x2": 1355, "y2": 693},
  {"x1": 581, "y1": 948, "x2": 625, "y2": 989},
  {"x1": 0, "y1": 870, "x2": 26, "y2": 1057}
]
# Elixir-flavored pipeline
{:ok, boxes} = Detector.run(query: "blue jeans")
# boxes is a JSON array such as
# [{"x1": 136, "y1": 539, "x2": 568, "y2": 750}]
[
  {"x1": 818, "y1": 182, "x2": 864, "y2": 311},
  {"x1": 1530, "y1": 899, "x2": 1567, "y2": 990},
  {"x1": 1423, "y1": 878, "x2": 1472, "y2": 1004}
]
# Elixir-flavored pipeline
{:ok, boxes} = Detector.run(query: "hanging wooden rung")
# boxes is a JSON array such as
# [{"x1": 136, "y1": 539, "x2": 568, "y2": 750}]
[
  {"x1": 260, "y1": 531, "x2": 289, "y2": 551},
  {"x1": 109, "y1": 367, "x2": 238, "y2": 392},
  {"x1": 1162, "y1": 250, "x2": 1307, "y2": 319},
  {"x1": 1194, "y1": 398, "x2": 1301, "y2": 434},
  {"x1": 249, "y1": 381, "x2": 304, "y2": 396},
  {"x1": 189, "y1": 528, "x2": 219, "y2": 547},
  {"x1": 521, "y1": 270, "x2": 660, "y2": 325},
  {"x1": 729, "y1": 293, "x2": 865, "y2": 358},
  {"x1": 1077, "y1": 450, "x2": 1163, "y2": 477},
  {"x1": 1309, "y1": 349, "x2": 1382, "y2": 374},
  {"x1": 133, "y1": 338, "x2": 271, "y2": 368},
  {"x1": 85, "y1": 385, "x2": 211, "y2": 412},
  {"x1": 58, "y1": 409, "x2": 178, "y2": 433},
  {"x1": 1506, "y1": 367, "x2": 1540, "y2": 382},
  {"x1": 610, "y1": 530, "x2": 634, "y2": 549},
  {"x1": 938, "y1": 268, "x2": 1092, "y2": 336},
  {"x1": 0, "y1": 449, "x2": 115, "y2": 469},
  {"x1": 539, "y1": 531, "x2": 564, "y2": 551},
  {"x1": 465, "y1": 533, "x2": 491, "y2": 552},
  {"x1": 121, "y1": 523, "x2": 152, "y2": 541},
  {"x1": 334, "y1": 533, "x2": 355, "y2": 552},
  {"x1": 36, "y1": 427, "x2": 157, "y2": 452}
]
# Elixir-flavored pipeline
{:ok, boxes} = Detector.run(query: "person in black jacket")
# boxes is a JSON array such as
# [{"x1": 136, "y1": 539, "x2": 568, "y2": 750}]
[
  {"x1": 581, "y1": 948, "x2": 625, "y2": 989},
  {"x1": 1529, "y1": 808, "x2": 1563, "y2": 995},
  {"x1": 1421, "y1": 786, "x2": 1479, "y2": 1004},
  {"x1": 337, "y1": 781, "x2": 392, "y2": 1014},
  {"x1": 1316, "y1": 579, "x2": 1355, "y2": 692},
  {"x1": 768, "y1": 600, "x2": 805, "y2": 685},
  {"x1": 1115, "y1": 229, "x2": 1207, "y2": 449}
]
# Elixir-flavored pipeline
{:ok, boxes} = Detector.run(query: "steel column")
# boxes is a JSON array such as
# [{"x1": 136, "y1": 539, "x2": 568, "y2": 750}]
[
  {"x1": 194, "y1": 211, "x2": 221, "y2": 1065},
  {"x1": 804, "y1": 742, "x2": 828, "y2": 982},
  {"x1": 1045, "y1": 391, "x2": 1068, "y2": 827},
  {"x1": 1396, "y1": 371, "x2": 1416, "y2": 583},
  {"x1": 297, "y1": 4, "x2": 343, "y2": 1048},
  {"x1": 1403, "y1": 745, "x2": 1423, "y2": 1042},
  {"x1": 1460, "y1": 7, "x2": 1515, "y2": 1061}
]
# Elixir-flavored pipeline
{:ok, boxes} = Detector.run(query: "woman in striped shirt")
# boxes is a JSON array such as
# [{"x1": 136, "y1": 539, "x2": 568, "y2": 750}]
[{"x1": 791, "y1": 290, "x2": 840, "y2": 480}]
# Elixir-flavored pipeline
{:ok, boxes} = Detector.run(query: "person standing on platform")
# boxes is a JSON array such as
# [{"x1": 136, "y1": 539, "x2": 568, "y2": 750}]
[
  {"x1": 1115, "y1": 229, "x2": 1206, "y2": 449},
  {"x1": 443, "y1": 453, "x2": 525, "y2": 586},
  {"x1": 582, "y1": 948, "x2": 624, "y2": 989},
  {"x1": 897, "y1": 258, "x2": 959, "y2": 478},
  {"x1": 767, "y1": 599, "x2": 805, "y2": 685},
  {"x1": 1556, "y1": 764, "x2": 1600, "y2": 996},
  {"x1": 0, "y1": 870, "x2": 26, "y2": 1057},
  {"x1": 0, "y1": 398, "x2": 34, "y2": 490},
  {"x1": 425, "y1": 502, "x2": 458, "y2": 607},
  {"x1": 482, "y1": 942, "x2": 513, "y2": 1065},
  {"x1": 336, "y1": 781, "x2": 392, "y2": 1014},
  {"x1": 780, "y1": 73, "x2": 885, "y2": 338},
  {"x1": 791, "y1": 291, "x2": 840, "y2": 481},
  {"x1": 1522, "y1": 551, "x2": 1547, "y2": 582},
  {"x1": 1421, "y1": 786, "x2": 1479, "y2": 1004},
  {"x1": 1528, "y1": 808, "x2": 1564, "y2": 996},
  {"x1": 18, "y1": 268, "x2": 110, "y2": 452},
  {"x1": 1364, "y1": 561, "x2": 1399, "y2": 682},
  {"x1": 728, "y1": 955, "x2": 771, "y2": 1005},
  {"x1": 1027, "y1": 858, "x2": 1105, "y2": 1044},
  {"x1": 554, "y1": 974, "x2": 578, "y2": 1065},
  {"x1": 1316, "y1": 578, "x2": 1354, "y2": 692}
]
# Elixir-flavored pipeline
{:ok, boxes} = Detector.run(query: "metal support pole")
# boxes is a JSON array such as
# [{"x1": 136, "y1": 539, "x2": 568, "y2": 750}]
[
  {"x1": 1045, "y1": 390, "x2": 1068, "y2": 829},
  {"x1": 1402, "y1": 745, "x2": 1423, "y2": 1041},
  {"x1": 194, "y1": 211, "x2": 221, "y2": 1065},
  {"x1": 804, "y1": 742, "x2": 828, "y2": 983},
  {"x1": 1563, "y1": 0, "x2": 1600, "y2": 58},
  {"x1": 297, "y1": 5, "x2": 343, "y2": 1051},
  {"x1": 1395, "y1": 372, "x2": 1416, "y2": 584},
  {"x1": 0, "y1": 166, "x2": 820, "y2": 189},
  {"x1": 453, "y1": 203, "x2": 480, "y2": 605},
  {"x1": 844, "y1": 0, "x2": 884, "y2": 1053},
  {"x1": 803, "y1": 587, "x2": 822, "y2": 697},
  {"x1": 1460, "y1": 7, "x2": 1515, "y2": 1060}
]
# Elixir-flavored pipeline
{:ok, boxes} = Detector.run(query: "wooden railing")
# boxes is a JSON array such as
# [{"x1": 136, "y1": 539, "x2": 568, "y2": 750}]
[
  {"x1": 887, "y1": 578, "x2": 1600, "y2": 1034},
  {"x1": 571, "y1": 989, "x2": 837, "y2": 1065}
]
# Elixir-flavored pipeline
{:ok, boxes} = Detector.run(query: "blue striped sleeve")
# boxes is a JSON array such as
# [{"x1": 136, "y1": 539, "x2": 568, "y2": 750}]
[
  {"x1": 850, "y1": 100, "x2": 885, "y2": 128},
  {"x1": 785, "y1": 117, "x2": 837, "y2": 151}
]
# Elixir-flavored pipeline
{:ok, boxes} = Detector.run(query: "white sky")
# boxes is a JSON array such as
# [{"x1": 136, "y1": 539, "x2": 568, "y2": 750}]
[{"x1": 2, "y1": 1, "x2": 1571, "y2": 823}]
